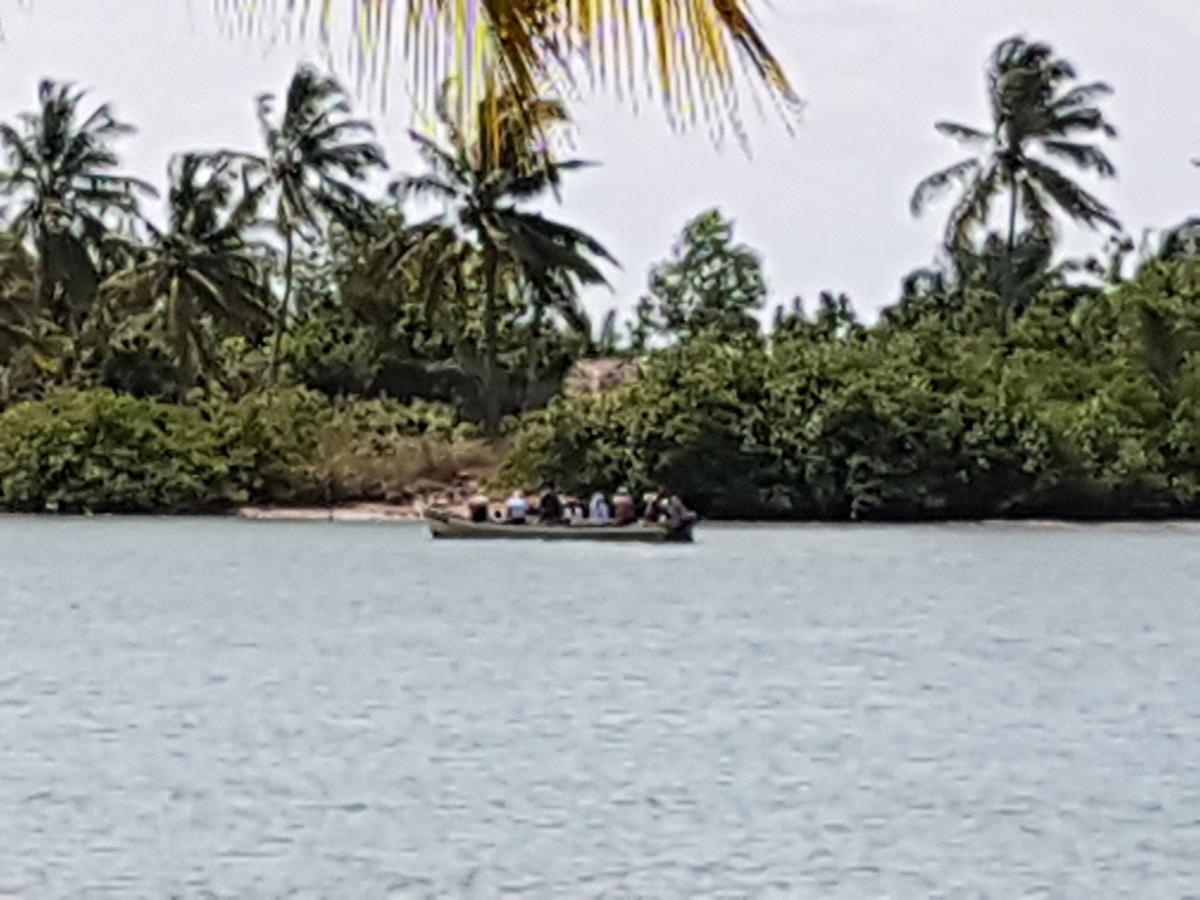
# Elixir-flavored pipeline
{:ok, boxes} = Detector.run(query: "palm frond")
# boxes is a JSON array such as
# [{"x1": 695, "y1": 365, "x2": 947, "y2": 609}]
[
  {"x1": 1039, "y1": 140, "x2": 1116, "y2": 178},
  {"x1": 392, "y1": 174, "x2": 461, "y2": 205},
  {"x1": 216, "y1": 0, "x2": 799, "y2": 140},
  {"x1": 910, "y1": 158, "x2": 980, "y2": 216},
  {"x1": 933, "y1": 121, "x2": 991, "y2": 146},
  {"x1": 1024, "y1": 158, "x2": 1121, "y2": 232}
]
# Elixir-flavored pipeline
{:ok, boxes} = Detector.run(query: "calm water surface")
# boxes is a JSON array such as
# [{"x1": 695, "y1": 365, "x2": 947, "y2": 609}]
[{"x1": 2, "y1": 518, "x2": 1200, "y2": 896}]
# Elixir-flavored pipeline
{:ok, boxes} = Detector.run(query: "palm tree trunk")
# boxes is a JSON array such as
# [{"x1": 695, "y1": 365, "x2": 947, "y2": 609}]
[
  {"x1": 522, "y1": 303, "x2": 545, "y2": 412},
  {"x1": 1002, "y1": 176, "x2": 1019, "y2": 334},
  {"x1": 482, "y1": 242, "x2": 501, "y2": 435},
  {"x1": 269, "y1": 230, "x2": 295, "y2": 386}
]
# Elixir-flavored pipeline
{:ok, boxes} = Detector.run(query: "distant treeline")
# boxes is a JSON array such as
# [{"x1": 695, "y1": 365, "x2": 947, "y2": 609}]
[{"x1": 1, "y1": 36, "x2": 1200, "y2": 518}]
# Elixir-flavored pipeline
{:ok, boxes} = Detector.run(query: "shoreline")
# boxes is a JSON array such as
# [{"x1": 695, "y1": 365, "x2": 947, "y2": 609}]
[{"x1": 5, "y1": 504, "x2": 1200, "y2": 529}]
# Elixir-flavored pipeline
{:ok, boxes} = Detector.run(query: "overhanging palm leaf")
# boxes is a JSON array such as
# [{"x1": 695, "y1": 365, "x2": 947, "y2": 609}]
[{"x1": 216, "y1": 0, "x2": 799, "y2": 140}]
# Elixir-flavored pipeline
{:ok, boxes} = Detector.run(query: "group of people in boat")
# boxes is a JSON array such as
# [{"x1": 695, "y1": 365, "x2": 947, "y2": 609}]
[{"x1": 464, "y1": 484, "x2": 692, "y2": 531}]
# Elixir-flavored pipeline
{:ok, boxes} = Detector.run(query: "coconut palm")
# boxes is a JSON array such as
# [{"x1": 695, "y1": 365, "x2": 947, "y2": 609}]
[
  {"x1": 911, "y1": 36, "x2": 1120, "y2": 318},
  {"x1": 101, "y1": 154, "x2": 272, "y2": 389},
  {"x1": 394, "y1": 85, "x2": 615, "y2": 431},
  {"x1": 218, "y1": 0, "x2": 798, "y2": 139},
  {"x1": 0, "y1": 232, "x2": 38, "y2": 357},
  {"x1": 0, "y1": 80, "x2": 155, "y2": 334},
  {"x1": 248, "y1": 64, "x2": 386, "y2": 380}
]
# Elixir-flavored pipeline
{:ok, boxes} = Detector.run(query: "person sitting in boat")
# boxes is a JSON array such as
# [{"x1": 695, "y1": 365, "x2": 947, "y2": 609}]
[
  {"x1": 538, "y1": 483, "x2": 564, "y2": 524},
  {"x1": 589, "y1": 491, "x2": 612, "y2": 523},
  {"x1": 666, "y1": 494, "x2": 692, "y2": 531},
  {"x1": 612, "y1": 486, "x2": 637, "y2": 525},
  {"x1": 644, "y1": 486, "x2": 670, "y2": 524},
  {"x1": 505, "y1": 489, "x2": 529, "y2": 524},
  {"x1": 466, "y1": 489, "x2": 490, "y2": 523},
  {"x1": 564, "y1": 496, "x2": 586, "y2": 522}
]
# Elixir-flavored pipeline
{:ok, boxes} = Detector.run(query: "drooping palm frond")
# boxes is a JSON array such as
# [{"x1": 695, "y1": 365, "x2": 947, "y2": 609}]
[
  {"x1": 910, "y1": 158, "x2": 982, "y2": 218},
  {"x1": 0, "y1": 81, "x2": 155, "y2": 235},
  {"x1": 933, "y1": 121, "x2": 991, "y2": 147},
  {"x1": 0, "y1": 79, "x2": 157, "y2": 336},
  {"x1": 101, "y1": 152, "x2": 272, "y2": 387},
  {"x1": 1023, "y1": 157, "x2": 1120, "y2": 232},
  {"x1": 249, "y1": 64, "x2": 387, "y2": 379},
  {"x1": 214, "y1": 0, "x2": 799, "y2": 141},
  {"x1": 253, "y1": 64, "x2": 387, "y2": 234},
  {"x1": 395, "y1": 77, "x2": 615, "y2": 428}
]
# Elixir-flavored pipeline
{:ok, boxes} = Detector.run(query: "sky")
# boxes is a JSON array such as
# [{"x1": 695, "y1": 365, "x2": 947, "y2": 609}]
[{"x1": 1, "y1": 0, "x2": 1198, "y2": 323}]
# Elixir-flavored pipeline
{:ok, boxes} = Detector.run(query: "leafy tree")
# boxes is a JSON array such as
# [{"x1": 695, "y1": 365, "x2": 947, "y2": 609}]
[
  {"x1": 396, "y1": 85, "x2": 615, "y2": 431},
  {"x1": 0, "y1": 80, "x2": 155, "y2": 335},
  {"x1": 101, "y1": 154, "x2": 273, "y2": 390},
  {"x1": 0, "y1": 232, "x2": 38, "y2": 358},
  {"x1": 911, "y1": 36, "x2": 1120, "y2": 321},
  {"x1": 248, "y1": 64, "x2": 386, "y2": 380},
  {"x1": 633, "y1": 208, "x2": 766, "y2": 348}
]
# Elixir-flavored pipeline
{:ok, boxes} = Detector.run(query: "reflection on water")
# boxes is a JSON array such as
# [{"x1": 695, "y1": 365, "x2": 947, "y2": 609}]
[{"x1": 2, "y1": 518, "x2": 1199, "y2": 895}]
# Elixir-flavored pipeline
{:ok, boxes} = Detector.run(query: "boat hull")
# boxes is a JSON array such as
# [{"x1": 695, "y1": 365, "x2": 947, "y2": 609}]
[{"x1": 426, "y1": 512, "x2": 694, "y2": 543}]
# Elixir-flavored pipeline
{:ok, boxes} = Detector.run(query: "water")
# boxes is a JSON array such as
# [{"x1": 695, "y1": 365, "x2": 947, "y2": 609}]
[{"x1": 2, "y1": 518, "x2": 1199, "y2": 897}]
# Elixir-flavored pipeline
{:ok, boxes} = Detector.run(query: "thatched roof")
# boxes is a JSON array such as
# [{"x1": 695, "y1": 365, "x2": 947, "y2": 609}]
[{"x1": 563, "y1": 358, "x2": 642, "y2": 396}]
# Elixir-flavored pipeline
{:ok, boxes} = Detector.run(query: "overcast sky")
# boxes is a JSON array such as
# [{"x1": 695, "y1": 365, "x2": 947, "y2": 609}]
[{"x1": 1, "y1": 0, "x2": 1198, "y2": 322}]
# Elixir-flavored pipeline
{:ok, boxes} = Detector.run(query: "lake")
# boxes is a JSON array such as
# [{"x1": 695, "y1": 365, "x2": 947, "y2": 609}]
[{"x1": 2, "y1": 518, "x2": 1199, "y2": 896}]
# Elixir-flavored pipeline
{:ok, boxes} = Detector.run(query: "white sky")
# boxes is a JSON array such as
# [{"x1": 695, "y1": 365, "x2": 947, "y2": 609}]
[{"x1": 1, "y1": 0, "x2": 1198, "y2": 322}]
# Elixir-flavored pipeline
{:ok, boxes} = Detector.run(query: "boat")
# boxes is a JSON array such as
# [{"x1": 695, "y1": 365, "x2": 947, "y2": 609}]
[{"x1": 425, "y1": 509, "x2": 695, "y2": 543}]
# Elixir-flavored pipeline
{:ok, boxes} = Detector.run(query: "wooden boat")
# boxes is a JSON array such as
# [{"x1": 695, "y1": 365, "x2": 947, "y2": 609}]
[{"x1": 426, "y1": 509, "x2": 695, "y2": 543}]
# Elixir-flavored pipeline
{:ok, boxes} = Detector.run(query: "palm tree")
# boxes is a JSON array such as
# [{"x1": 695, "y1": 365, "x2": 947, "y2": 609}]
[
  {"x1": 911, "y1": 36, "x2": 1120, "y2": 319},
  {"x1": 0, "y1": 232, "x2": 38, "y2": 358},
  {"x1": 101, "y1": 154, "x2": 272, "y2": 389},
  {"x1": 395, "y1": 85, "x2": 615, "y2": 432},
  {"x1": 218, "y1": 0, "x2": 799, "y2": 139},
  {"x1": 0, "y1": 80, "x2": 155, "y2": 334},
  {"x1": 248, "y1": 64, "x2": 386, "y2": 380}
]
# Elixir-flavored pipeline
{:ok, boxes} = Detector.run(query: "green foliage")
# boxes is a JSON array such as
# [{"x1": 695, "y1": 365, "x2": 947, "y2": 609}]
[
  {"x1": 0, "y1": 388, "x2": 486, "y2": 512},
  {"x1": 3, "y1": 45, "x2": 1200, "y2": 522},
  {"x1": 396, "y1": 82, "x2": 615, "y2": 431},
  {"x1": 633, "y1": 209, "x2": 767, "y2": 348},
  {"x1": 282, "y1": 302, "x2": 382, "y2": 397},
  {"x1": 504, "y1": 255, "x2": 1200, "y2": 520},
  {"x1": 0, "y1": 80, "x2": 156, "y2": 335},
  {"x1": 0, "y1": 390, "x2": 236, "y2": 512}
]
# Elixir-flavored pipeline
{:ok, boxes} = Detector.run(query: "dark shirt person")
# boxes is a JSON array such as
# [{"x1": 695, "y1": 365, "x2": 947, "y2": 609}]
[
  {"x1": 539, "y1": 486, "x2": 564, "y2": 524},
  {"x1": 466, "y1": 490, "x2": 490, "y2": 523}
]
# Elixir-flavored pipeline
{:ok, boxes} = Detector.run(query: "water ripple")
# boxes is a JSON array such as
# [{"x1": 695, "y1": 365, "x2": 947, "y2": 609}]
[{"x1": 1, "y1": 518, "x2": 1199, "y2": 895}]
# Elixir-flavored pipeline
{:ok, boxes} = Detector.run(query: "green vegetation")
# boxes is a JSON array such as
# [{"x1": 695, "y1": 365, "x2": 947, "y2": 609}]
[
  {"x1": 1, "y1": 36, "x2": 1199, "y2": 519},
  {"x1": 0, "y1": 389, "x2": 490, "y2": 512}
]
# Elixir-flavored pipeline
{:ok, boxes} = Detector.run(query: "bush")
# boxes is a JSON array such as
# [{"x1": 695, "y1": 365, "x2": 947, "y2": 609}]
[
  {"x1": 501, "y1": 258, "x2": 1200, "y2": 520},
  {"x1": 0, "y1": 388, "x2": 492, "y2": 513},
  {"x1": 0, "y1": 390, "x2": 236, "y2": 512}
]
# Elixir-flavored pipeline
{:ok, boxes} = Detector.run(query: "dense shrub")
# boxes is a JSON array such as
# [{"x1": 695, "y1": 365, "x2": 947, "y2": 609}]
[
  {"x1": 0, "y1": 388, "x2": 490, "y2": 513},
  {"x1": 0, "y1": 391, "x2": 236, "y2": 512},
  {"x1": 501, "y1": 257, "x2": 1200, "y2": 520}
]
